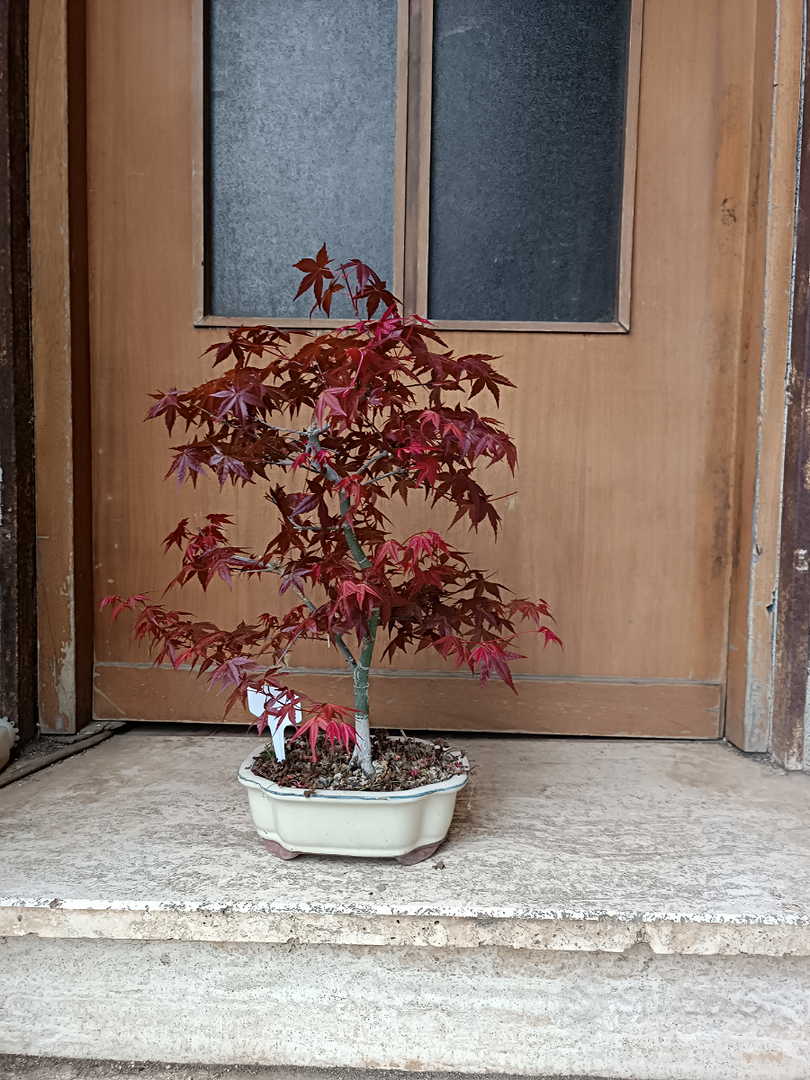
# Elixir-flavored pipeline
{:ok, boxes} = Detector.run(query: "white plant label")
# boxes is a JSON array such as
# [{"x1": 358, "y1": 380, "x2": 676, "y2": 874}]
[{"x1": 246, "y1": 687, "x2": 301, "y2": 761}]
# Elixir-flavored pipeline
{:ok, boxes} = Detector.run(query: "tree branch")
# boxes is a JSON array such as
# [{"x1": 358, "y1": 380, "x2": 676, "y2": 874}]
[
  {"x1": 307, "y1": 424, "x2": 372, "y2": 570},
  {"x1": 266, "y1": 489, "x2": 329, "y2": 532},
  {"x1": 230, "y1": 555, "x2": 357, "y2": 667},
  {"x1": 195, "y1": 404, "x2": 310, "y2": 437},
  {"x1": 362, "y1": 469, "x2": 404, "y2": 486},
  {"x1": 357, "y1": 450, "x2": 390, "y2": 475}
]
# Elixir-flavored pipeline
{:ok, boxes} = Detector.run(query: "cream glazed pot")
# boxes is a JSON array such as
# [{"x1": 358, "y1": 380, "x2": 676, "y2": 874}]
[{"x1": 237, "y1": 740, "x2": 469, "y2": 864}]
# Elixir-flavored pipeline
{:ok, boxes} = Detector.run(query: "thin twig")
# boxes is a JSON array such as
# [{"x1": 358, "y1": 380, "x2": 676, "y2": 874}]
[
  {"x1": 195, "y1": 403, "x2": 309, "y2": 437},
  {"x1": 360, "y1": 414, "x2": 383, "y2": 436},
  {"x1": 357, "y1": 450, "x2": 390, "y2": 475},
  {"x1": 331, "y1": 632, "x2": 358, "y2": 668},
  {"x1": 362, "y1": 469, "x2": 404, "y2": 486},
  {"x1": 266, "y1": 490, "x2": 329, "y2": 532},
  {"x1": 230, "y1": 555, "x2": 357, "y2": 667}
]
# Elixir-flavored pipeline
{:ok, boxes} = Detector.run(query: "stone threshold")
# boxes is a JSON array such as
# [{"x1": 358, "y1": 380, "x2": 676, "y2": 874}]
[
  {"x1": 3, "y1": 899, "x2": 809, "y2": 956},
  {"x1": 1, "y1": 732, "x2": 809, "y2": 959}
]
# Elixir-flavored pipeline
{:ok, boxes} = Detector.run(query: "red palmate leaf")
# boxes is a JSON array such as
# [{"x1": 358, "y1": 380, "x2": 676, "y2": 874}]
[
  {"x1": 314, "y1": 387, "x2": 347, "y2": 427},
  {"x1": 293, "y1": 244, "x2": 334, "y2": 307},
  {"x1": 166, "y1": 448, "x2": 207, "y2": 488},
  {"x1": 289, "y1": 703, "x2": 357, "y2": 762},
  {"x1": 412, "y1": 457, "x2": 441, "y2": 488},
  {"x1": 163, "y1": 519, "x2": 191, "y2": 551},
  {"x1": 147, "y1": 388, "x2": 185, "y2": 435},
  {"x1": 210, "y1": 452, "x2": 252, "y2": 489},
  {"x1": 404, "y1": 530, "x2": 449, "y2": 560}
]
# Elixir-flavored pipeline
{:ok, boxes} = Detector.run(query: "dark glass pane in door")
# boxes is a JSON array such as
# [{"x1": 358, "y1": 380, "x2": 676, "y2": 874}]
[
  {"x1": 208, "y1": 0, "x2": 398, "y2": 318},
  {"x1": 429, "y1": 0, "x2": 631, "y2": 323}
]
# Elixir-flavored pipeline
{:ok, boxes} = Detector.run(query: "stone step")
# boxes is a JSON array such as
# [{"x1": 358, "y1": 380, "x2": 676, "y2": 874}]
[{"x1": 1, "y1": 733, "x2": 809, "y2": 1080}]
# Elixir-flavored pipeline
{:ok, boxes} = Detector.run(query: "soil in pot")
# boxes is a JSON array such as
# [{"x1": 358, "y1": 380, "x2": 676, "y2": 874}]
[{"x1": 250, "y1": 729, "x2": 469, "y2": 792}]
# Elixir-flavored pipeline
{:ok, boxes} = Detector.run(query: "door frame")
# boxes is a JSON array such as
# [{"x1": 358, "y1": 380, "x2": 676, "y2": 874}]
[
  {"x1": 0, "y1": 0, "x2": 36, "y2": 748},
  {"x1": 772, "y1": 0, "x2": 810, "y2": 769}
]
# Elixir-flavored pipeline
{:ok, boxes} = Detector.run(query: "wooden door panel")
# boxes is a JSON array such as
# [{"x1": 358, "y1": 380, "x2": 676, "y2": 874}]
[
  {"x1": 88, "y1": 0, "x2": 755, "y2": 736},
  {"x1": 94, "y1": 664, "x2": 721, "y2": 737}
]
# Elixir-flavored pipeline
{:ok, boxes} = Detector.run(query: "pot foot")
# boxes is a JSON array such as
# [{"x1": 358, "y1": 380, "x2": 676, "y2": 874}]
[
  {"x1": 264, "y1": 839, "x2": 301, "y2": 860},
  {"x1": 395, "y1": 840, "x2": 444, "y2": 865}
]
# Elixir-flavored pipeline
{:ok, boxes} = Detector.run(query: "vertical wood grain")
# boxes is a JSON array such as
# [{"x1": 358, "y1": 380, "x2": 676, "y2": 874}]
[{"x1": 29, "y1": 0, "x2": 93, "y2": 733}]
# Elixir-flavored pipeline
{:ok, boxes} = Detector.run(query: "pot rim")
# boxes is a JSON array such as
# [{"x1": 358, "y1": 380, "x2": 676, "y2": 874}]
[{"x1": 237, "y1": 737, "x2": 469, "y2": 802}]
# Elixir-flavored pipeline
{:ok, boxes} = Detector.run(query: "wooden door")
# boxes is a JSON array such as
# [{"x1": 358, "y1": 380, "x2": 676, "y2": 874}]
[{"x1": 88, "y1": 0, "x2": 764, "y2": 737}]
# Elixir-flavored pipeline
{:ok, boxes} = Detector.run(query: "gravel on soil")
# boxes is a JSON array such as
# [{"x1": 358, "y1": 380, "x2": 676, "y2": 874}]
[{"x1": 250, "y1": 729, "x2": 469, "y2": 791}]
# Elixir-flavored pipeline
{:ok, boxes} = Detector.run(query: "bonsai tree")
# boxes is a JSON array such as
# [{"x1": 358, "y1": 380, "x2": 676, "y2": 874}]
[{"x1": 104, "y1": 249, "x2": 561, "y2": 777}]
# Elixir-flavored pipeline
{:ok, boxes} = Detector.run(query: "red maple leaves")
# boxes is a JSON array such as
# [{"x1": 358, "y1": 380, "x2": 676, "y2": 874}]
[
  {"x1": 289, "y1": 703, "x2": 358, "y2": 761},
  {"x1": 104, "y1": 250, "x2": 561, "y2": 760}
]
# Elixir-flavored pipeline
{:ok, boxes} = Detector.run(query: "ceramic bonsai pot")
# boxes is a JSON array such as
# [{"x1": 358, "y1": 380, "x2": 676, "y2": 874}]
[{"x1": 237, "y1": 742, "x2": 468, "y2": 863}]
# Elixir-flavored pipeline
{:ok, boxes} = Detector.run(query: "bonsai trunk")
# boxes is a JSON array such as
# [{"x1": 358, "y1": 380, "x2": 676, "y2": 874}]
[
  {"x1": 352, "y1": 608, "x2": 379, "y2": 777},
  {"x1": 308, "y1": 426, "x2": 380, "y2": 777}
]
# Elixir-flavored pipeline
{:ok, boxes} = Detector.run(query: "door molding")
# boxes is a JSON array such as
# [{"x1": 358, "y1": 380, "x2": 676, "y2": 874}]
[{"x1": 29, "y1": 0, "x2": 94, "y2": 733}]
